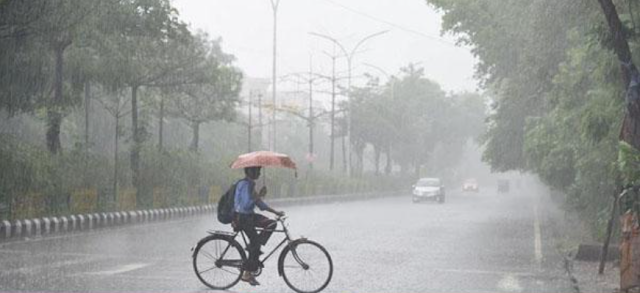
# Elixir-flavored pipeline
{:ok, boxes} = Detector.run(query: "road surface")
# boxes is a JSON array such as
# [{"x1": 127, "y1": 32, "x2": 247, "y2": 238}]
[{"x1": 0, "y1": 187, "x2": 572, "y2": 293}]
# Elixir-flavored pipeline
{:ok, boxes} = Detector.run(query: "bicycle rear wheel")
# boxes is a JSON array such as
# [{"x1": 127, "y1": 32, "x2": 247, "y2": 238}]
[
  {"x1": 281, "y1": 240, "x2": 333, "y2": 293},
  {"x1": 193, "y1": 235, "x2": 246, "y2": 290}
]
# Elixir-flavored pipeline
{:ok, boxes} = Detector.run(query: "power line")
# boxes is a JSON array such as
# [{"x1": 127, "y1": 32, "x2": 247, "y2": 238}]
[{"x1": 317, "y1": 0, "x2": 457, "y2": 47}]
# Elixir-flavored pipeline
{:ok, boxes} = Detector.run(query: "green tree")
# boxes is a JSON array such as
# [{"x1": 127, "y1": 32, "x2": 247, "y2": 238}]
[{"x1": 169, "y1": 36, "x2": 243, "y2": 152}]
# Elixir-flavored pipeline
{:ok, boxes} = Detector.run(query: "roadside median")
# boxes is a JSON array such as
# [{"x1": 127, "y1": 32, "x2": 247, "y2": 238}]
[{"x1": 0, "y1": 190, "x2": 405, "y2": 241}]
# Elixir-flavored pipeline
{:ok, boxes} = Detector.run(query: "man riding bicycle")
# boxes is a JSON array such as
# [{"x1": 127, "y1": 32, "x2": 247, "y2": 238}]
[{"x1": 234, "y1": 166, "x2": 284, "y2": 286}]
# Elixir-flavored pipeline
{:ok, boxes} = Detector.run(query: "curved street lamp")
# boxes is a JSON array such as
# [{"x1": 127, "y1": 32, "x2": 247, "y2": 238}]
[
  {"x1": 309, "y1": 30, "x2": 389, "y2": 175},
  {"x1": 270, "y1": 0, "x2": 280, "y2": 151}
]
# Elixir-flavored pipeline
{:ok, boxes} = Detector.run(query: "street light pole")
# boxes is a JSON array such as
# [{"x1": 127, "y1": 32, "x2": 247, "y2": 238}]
[
  {"x1": 309, "y1": 30, "x2": 388, "y2": 175},
  {"x1": 270, "y1": 0, "x2": 280, "y2": 151},
  {"x1": 308, "y1": 56, "x2": 314, "y2": 170},
  {"x1": 248, "y1": 91, "x2": 253, "y2": 152}
]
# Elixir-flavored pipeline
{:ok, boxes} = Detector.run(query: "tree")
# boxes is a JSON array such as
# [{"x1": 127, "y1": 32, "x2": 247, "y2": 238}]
[
  {"x1": 428, "y1": 0, "x2": 588, "y2": 171},
  {"x1": 170, "y1": 37, "x2": 242, "y2": 152},
  {"x1": 96, "y1": 86, "x2": 130, "y2": 202},
  {"x1": 0, "y1": 0, "x2": 104, "y2": 153},
  {"x1": 0, "y1": 1, "x2": 50, "y2": 114},
  {"x1": 97, "y1": 0, "x2": 208, "y2": 190},
  {"x1": 425, "y1": 0, "x2": 636, "y2": 236}
]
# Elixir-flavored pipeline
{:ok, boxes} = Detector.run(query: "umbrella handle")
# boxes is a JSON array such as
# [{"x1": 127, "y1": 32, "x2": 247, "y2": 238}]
[{"x1": 263, "y1": 169, "x2": 267, "y2": 187}]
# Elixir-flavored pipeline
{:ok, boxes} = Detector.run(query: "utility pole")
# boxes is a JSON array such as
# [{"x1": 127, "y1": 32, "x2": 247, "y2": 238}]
[
  {"x1": 258, "y1": 92, "x2": 263, "y2": 149},
  {"x1": 308, "y1": 59, "x2": 315, "y2": 170},
  {"x1": 270, "y1": 0, "x2": 280, "y2": 151},
  {"x1": 329, "y1": 53, "x2": 337, "y2": 171},
  {"x1": 248, "y1": 91, "x2": 253, "y2": 152}
]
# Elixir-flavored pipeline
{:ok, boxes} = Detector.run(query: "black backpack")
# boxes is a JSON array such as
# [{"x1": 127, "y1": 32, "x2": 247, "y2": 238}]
[{"x1": 217, "y1": 181, "x2": 240, "y2": 224}]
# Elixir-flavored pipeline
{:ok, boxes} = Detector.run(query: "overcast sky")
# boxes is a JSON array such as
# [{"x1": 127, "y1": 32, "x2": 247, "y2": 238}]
[{"x1": 172, "y1": 0, "x2": 478, "y2": 93}]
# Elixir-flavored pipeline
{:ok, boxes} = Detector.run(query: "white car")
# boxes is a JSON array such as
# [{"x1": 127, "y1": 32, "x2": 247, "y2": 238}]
[
  {"x1": 412, "y1": 178, "x2": 445, "y2": 203},
  {"x1": 463, "y1": 178, "x2": 479, "y2": 192}
]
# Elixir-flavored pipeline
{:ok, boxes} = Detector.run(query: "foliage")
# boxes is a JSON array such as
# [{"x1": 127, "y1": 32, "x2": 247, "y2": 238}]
[
  {"x1": 351, "y1": 65, "x2": 486, "y2": 178},
  {"x1": 426, "y1": 0, "x2": 639, "y2": 236}
]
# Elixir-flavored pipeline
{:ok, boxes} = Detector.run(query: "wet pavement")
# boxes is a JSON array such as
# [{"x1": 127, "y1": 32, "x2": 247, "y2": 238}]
[{"x1": 0, "y1": 187, "x2": 573, "y2": 293}]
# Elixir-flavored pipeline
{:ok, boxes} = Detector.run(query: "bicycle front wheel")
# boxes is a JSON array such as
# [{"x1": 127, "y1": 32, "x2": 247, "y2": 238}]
[
  {"x1": 193, "y1": 235, "x2": 246, "y2": 290},
  {"x1": 280, "y1": 240, "x2": 333, "y2": 293}
]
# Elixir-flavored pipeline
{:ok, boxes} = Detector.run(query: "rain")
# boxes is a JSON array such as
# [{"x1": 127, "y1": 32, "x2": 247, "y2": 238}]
[{"x1": 0, "y1": 0, "x2": 638, "y2": 292}]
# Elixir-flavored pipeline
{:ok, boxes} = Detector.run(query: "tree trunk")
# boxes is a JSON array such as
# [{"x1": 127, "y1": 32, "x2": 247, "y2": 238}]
[
  {"x1": 356, "y1": 145, "x2": 364, "y2": 177},
  {"x1": 308, "y1": 76, "x2": 314, "y2": 170},
  {"x1": 596, "y1": 0, "x2": 640, "y2": 148},
  {"x1": 597, "y1": 0, "x2": 632, "y2": 69},
  {"x1": 385, "y1": 145, "x2": 392, "y2": 174},
  {"x1": 190, "y1": 121, "x2": 200, "y2": 152},
  {"x1": 158, "y1": 94, "x2": 164, "y2": 151},
  {"x1": 113, "y1": 114, "x2": 120, "y2": 206},
  {"x1": 599, "y1": 188, "x2": 620, "y2": 274},
  {"x1": 46, "y1": 45, "x2": 66, "y2": 154},
  {"x1": 84, "y1": 81, "x2": 91, "y2": 150},
  {"x1": 374, "y1": 145, "x2": 381, "y2": 175},
  {"x1": 130, "y1": 85, "x2": 140, "y2": 192},
  {"x1": 341, "y1": 134, "x2": 346, "y2": 172}
]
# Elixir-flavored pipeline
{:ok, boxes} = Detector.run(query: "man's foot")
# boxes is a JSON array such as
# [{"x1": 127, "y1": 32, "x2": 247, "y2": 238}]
[{"x1": 241, "y1": 271, "x2": 261, "y2": 286}]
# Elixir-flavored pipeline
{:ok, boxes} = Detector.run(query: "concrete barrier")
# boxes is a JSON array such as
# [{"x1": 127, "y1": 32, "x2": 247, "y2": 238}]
[
  {"x1": 51, "y1": 217, "x2": 59, "y2": 233},
  {"x1": 0, "y1": 190, "x2": 404, "y2": 241},
  {"x1": 1, "y1": 220, "x2": 10, "y2": 239},
  {"x1": 69, "y1": 215, "x2": 77, "y2": 231},
  {"x1": 77, "y1": 215, "x2": 85, "y2": 230},
  {"x1": 23, "y1": 219, "x2": 32, "y2": 236},
  {"x1": 60, "y1": 216, "x2": 68, "y2": 232},
  {"x1": 13, "y1": 220, "x2": 22, "y2": 237},
  {"x1": 32, "y1": 219, "x2": 41, "y2": 236},
  {"x1": 42, "y1": 218, "x2": 51, "y2": 235}
]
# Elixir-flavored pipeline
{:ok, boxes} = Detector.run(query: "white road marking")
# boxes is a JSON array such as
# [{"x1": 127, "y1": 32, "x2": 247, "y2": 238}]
[
  {"x1": 0, "y1": 248, "x2": 185, "y2": 263},
  {"x1": 497, "y1": 274, "x2": 523, "y2": 292},
  {"x1": 4, "y1": 256, "x2": 101, "y2": 274},
  {"x1": 533, "y1": 199, "x2": 543, "y2": 266},
  {"x1": 435, "y1": 268, "x2": 534, "y2": 277},
  {"x1": 84, "y1": 263, "x2": 150, "y2": 276}
]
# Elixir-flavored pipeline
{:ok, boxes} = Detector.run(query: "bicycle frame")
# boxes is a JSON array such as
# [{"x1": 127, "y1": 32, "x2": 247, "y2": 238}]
[
  {"x1": 239, "y1": 221, "x2": 293, "y2": 265},
  {"x1": 211, "y1": 217, "x2": 305, "y2": 269}
]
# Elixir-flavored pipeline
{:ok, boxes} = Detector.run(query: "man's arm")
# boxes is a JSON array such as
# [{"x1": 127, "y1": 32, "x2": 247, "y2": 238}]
[{"x1": 256, "y1": 198, "x2": 284, "y2": 216}]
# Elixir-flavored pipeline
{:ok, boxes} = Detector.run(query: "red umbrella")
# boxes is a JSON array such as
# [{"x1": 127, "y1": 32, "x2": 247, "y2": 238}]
[{"x1": 230, "y1": 151, "x2": 297, "y2": 170}]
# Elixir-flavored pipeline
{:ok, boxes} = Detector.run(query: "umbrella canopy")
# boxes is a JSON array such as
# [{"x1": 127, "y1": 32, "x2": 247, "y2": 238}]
[{"x1": 230, "y1": 151, "x2": 297, "y2": 170}]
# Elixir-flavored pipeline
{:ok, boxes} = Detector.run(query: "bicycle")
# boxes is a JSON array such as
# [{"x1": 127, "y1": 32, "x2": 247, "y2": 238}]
[{"x1": 192, "y1": 215, "x2": 333, "y2": 293}]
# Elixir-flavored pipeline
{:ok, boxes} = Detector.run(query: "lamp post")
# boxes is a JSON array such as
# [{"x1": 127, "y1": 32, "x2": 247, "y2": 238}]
[
  {"x1": 270, "y1": 0, "x2": 280, "y2": 151},
  {"x1": 309, "y1": 30, "x2": 388, "y2": 175}
]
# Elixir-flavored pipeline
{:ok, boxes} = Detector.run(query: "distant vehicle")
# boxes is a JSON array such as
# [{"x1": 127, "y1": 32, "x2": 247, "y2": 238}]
[
  {"x1": 463, "y1": 178, "x2": 479, "y2": 192},
  {"x1": 412, "y1": 177, "x2": 445, "y2": 204},
  {"x1": 498, "y1": 179, "x2": 510, "y2": 193}
]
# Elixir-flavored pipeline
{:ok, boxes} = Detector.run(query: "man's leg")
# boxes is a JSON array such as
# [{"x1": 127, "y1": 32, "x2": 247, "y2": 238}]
[
  {"x1": 238, "y1": 214, "x2": 260, "y2": 272},
  {"x1": 254, "y1": 214, "x2": 277, "y2": 246}
]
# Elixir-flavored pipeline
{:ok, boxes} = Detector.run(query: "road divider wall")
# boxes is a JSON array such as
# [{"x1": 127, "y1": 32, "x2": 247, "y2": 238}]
[{"x1": 0, "y1": 190, "x2": 405, "y2": 241}]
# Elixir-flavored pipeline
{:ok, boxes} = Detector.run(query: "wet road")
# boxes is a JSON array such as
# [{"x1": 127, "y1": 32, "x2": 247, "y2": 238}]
[{"x1": 0, "y1": 188, "x2": 572, "y2": 293}]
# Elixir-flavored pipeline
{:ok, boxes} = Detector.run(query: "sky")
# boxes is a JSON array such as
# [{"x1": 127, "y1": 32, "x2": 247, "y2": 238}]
[{"x1": 171, "y1": 0, "x2": 478, "y2": 93}]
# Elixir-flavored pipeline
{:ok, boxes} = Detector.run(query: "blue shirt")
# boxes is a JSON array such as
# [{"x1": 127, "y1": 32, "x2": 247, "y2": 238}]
[{"x1": 234, "y1": 178, "x2": 269, "y2": 214}]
